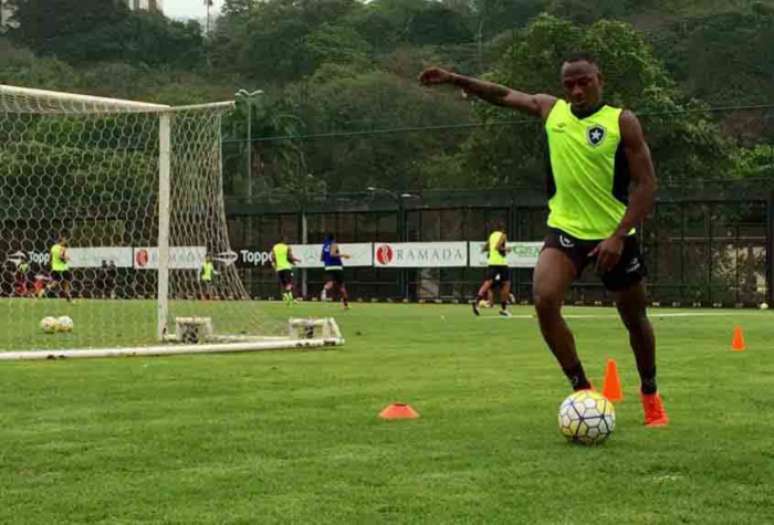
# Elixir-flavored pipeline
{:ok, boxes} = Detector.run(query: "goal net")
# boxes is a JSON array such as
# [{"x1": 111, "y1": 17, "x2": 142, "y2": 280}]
[{"x1": 0, "y1": 85, "x2": 341, "y2": 358}]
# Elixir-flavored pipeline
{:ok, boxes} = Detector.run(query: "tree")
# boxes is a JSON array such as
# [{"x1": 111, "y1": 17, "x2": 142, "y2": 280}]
[
  {"x1": 211, "y1": 0, "x2": 365, "y2": 82},
  {"x1": 652, "y1": 11, "x2": 774, "y2": 107},
  {"x1": 450, "y1": 15, "x2": 732, "y2": 187},
  {"x1": 7, "y1": 0, "x2": 205, "y2": 68},
  {"x1": 302, "y1": 23, "x2": 373, "y2": 74},
  {"x1": 222, "y1": 0, "x2": 254, "y2": 17},
  {"x1": 283, "y1": 65, "x2": 472, "y2": 192}
]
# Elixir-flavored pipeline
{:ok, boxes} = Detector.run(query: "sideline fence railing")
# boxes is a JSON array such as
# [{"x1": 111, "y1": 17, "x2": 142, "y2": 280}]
[{"x1": 225, "y1": 183, "x2": 774, "y2": 307}]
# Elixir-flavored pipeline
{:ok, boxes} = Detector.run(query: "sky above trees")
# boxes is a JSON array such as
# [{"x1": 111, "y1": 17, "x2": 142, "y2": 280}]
[{"x1": 164, "y1": 0, "x2": 223, "y2": 19}]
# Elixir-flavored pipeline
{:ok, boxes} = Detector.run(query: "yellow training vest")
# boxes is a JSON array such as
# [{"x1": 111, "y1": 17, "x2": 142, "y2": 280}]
[
  {"x1": 50, "y1": 243, "x2": 69, "y2": 272},
  {"x1": 272, "y1": 243, "x2": 292, "y2": 271},
  {"x1": 201, "y1": 261, "x2": 214, "y2": 282},
  {"x1": 487, "y1": 231, "x2": 507, "y2": 266},
  {"x1": 545, "y1": 99, "x2": 633, "y2": 240}
]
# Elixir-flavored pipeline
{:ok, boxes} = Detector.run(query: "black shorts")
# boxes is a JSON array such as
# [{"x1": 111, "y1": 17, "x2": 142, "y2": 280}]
[
  {"x1": 51, "y1": 270, "x2": 72, "y2": 282},
  {"x1": 487, "y1": 265, "x2": 510, "y2": 284},
  {"x1": 324, "y1": 269, "x2": 345, "y2": 285},
  {"x1": 277, "y1": 270, "x2": 293, "y2": 286},
  {"x1": 543, "y1": 228, "x2": 647, "y2": 291}
]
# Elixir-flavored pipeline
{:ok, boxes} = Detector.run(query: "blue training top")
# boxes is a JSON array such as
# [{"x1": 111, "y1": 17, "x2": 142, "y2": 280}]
[{"x1": 321, "y1": 239, "x2": 343, "y2": 269}]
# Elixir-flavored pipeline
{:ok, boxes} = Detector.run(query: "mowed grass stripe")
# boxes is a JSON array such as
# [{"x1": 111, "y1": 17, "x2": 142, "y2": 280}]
[{"x1": 1, "y1": 303, "x2": 772, "y2": 523}]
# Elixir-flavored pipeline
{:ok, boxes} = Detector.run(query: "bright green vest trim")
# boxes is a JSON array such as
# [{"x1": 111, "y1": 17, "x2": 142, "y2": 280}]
[
  {"x1": 487, "y1": 231, "x2": 507, "y2": 266},
  {"x1": 545, "y1": 99, "x2": 631, "y2": 240},
  {"x1": 201, "y1": 261, "x2": 215, "y2": 282},
  {"x1": 273, "y1": 243, "x2": 292, "y2": 271},
  {"x1": 50, "y1": 244, "x2": 69, "y2": 272}
]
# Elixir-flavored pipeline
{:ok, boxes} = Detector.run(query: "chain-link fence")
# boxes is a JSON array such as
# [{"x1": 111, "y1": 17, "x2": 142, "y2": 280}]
[{"x1": 226, "y1": 182, "x2": 774, "y2": 307}]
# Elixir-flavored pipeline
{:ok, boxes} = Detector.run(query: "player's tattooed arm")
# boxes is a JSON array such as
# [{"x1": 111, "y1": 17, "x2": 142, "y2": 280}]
[{"x1": 418, "y1": 67, "x2": 557, "y2": 119}]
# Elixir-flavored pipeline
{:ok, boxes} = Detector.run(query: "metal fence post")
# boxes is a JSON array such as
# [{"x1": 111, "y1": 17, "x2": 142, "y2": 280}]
[
  {"x1": 398, "y1": 195, "x2": 409, "y2": 299},
  {"x1": 767, "y1": 191, "x2": 774, "y2": 305},
  {"x1": 301, "y1": 207, "x2": 308, "y2": 298}
]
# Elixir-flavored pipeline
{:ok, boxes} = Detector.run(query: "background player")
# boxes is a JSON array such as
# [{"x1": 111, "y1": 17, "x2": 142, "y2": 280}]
[
  {"x1": 271, "y1": 234, "x2": 300, "y2": 305},
  {"x1": 472, "y1": 221, "x2": 511, "y2": 317},
  {"x1": 320, "y1": 233, "x2": 350, "y2": 310},
  {"x1": 47, "y1": 235, "x2": 72, "y2": 302}
]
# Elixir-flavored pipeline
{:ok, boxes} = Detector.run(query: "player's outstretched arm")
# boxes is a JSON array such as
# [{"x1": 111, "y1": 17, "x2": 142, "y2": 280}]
[{"x1": 418, "y1": 67, "x2": 556, "y2": 119}]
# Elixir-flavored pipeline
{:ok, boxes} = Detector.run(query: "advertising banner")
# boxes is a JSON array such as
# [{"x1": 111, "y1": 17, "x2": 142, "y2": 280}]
[
  {"x1": 373, "y1": 242, "x2": 468, "y2": 268},
  {"x1": 469, "y1": 241, "x2": 543, "y2": 268},
  {"x1": 133, "y1": 246, "x2": 207, "y2": 270},
  {"x1": 68, "y1": 247, "x2": 134, "y2": 268},
  {"x1": 290, "y1": 243, "x2": 373, "y2": 268}
]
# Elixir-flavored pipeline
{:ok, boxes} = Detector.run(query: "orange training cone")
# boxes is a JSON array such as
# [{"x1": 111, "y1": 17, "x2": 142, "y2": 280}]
[
  {"x1": 601, "y1": 358, "x2": 623, "y2": 402},
  {"x1": 379, "y1": 403, "x2": 420, "y2": 420},
  {"x1": 731, "y1": 326, "x2": 746, "y2": 352}
]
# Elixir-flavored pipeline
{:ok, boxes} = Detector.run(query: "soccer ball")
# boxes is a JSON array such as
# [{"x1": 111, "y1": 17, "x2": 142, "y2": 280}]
[
  {"x1": 558, "y1": 390, "x2": 616, "y2": 445},
  {"x1": 759, "y1": 303, "x2": 769, "y2": 310},
  {"x1": 40, "y1": 316, "x2": 58, "y2": 334},
  {"x1": 56, "y1": 316, "x2": 74, "y2": 333}
]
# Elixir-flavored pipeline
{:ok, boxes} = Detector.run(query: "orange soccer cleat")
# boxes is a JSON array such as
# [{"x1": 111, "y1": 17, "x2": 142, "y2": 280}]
[{"x1": 641, "y1": 392, "x2": 670, "y2": 427}]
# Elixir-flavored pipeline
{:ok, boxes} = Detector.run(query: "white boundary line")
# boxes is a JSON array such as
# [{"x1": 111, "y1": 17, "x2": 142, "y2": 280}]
[
  {"x1": 0, "y1": 338, "x2": 344, "y2": 362},
  {"x1": 482, "y1": 312, "x2": 762, "y2": 320}
]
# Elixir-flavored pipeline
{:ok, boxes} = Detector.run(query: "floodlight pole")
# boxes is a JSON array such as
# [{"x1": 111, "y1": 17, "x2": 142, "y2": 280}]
[
  {"x1": 235, "y1": 90, "x2": 263, "y2": 298},
  {"x1": 234, "y1": 89, "x2": 263, "y2": 206}
]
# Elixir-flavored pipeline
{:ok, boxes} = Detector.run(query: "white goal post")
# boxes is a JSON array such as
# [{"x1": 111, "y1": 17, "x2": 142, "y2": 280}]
[{"x1": 0, "y1": 84, "x2": 343, "y2": 358}]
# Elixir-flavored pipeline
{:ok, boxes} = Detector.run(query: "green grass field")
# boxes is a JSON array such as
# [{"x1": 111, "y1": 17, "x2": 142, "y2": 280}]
[{"x1": 1, "y1": 302, "x2": 773, "y2": 523}]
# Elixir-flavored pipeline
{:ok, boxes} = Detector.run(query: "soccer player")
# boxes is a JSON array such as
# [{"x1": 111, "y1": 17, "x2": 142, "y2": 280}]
[
  {"x1": 47, "y1": 235, "x2": 72, "y2": 302},
  {"x1": 270, "y1": 235, "x2": 300, "y2": 305},
  {"x1": 419, "y1": 53, "x2": 669, "y2": 427},
  {"x1": 320, "y1": 233, "x2": 350, "y2": 310},
  {"x1": 200, "y1": 254, "x2": 219, "y2": 300},
  {"x1": 472, "y1": 221, "x2": 511, "y2": 317}
]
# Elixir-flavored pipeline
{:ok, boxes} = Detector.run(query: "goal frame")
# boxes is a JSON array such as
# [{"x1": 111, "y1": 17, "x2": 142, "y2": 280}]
[{"x1": 0, "y1": 84, "x2": 344, "y2": 358}]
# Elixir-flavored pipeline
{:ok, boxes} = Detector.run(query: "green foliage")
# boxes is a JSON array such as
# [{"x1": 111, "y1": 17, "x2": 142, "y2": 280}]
[
  {"x1": 2, "y1": 0, "x2": 773, "y2": 195},
  {"x1": 652, "y1": 10, "x2": 774, "y2": 106},
  {"x1": 7, "y1": 0, "x2": 205, "y2": 68},
  {"x1": 0, "y1": 38, "x2": 81, "y2": 91},
  {"x1": 288, "y1": 67, "x2": 471, "y2": 191},
  {"x1": 455, "y1": 15, "x2": 732, "y2": 187},
  {"x1": 545, "y1": 0, "x2": 635, "y2": 24},
  {"x1": 212, "y1": 0, "x2": 364, "y2": 82},
  {"x1": 303, "y1": 24, "x2": 373, "y2": 72},
  {"x1": 733, "y1": 145, "x2": 774, "y2": 178}
]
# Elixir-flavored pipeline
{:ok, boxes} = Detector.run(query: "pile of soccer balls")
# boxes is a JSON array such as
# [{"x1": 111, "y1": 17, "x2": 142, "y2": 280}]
[
  {"x1": 558, "y1": 390, "x2": 616, "y2": 445},
  {"x1": 40, "y1": 316, "x2": 74, "y2": 334}
]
